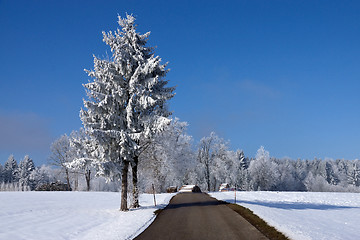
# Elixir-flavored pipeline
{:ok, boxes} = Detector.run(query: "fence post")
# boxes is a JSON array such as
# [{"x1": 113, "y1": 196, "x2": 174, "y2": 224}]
[
  {"x1": 234, "y1": 184, "x2": 237, "y2": 204},
  {"x1": 152, "y1": 184, "x2": 157, "y2": 207}
]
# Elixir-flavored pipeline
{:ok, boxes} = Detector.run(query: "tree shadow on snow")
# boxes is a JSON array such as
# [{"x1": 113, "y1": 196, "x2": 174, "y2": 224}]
[
  {"x1": 128, "y1": 204, "x2": 168, "y2": 211},
  {"x1": 222, "y1": 199, "x2": 358, "y2": 210}
]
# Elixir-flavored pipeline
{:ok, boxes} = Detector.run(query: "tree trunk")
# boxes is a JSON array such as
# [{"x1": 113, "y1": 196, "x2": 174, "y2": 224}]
[
  {"x1": 65, "y1": 168, "x2": 71, "y2": 191},
  {"x1": 74, "y1": 172, "x2": 78, "y2": 191},
  {"x1": 206, "y1": 162, "x2": 210, "y2": 192},
  {"x1": 131, "y1": 156, "x2": 140, "y2": 208},
  {"x1": 121, "y1": 161, "x2": 129, "y2": 211},
  {"x1": 85, "y1": 169, "x2": 91, "y2": 191}
]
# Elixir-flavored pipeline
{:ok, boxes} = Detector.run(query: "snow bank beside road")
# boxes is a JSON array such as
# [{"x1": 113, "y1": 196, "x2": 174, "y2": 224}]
[
  {"x1": 211, "y1": 191, "x2": 360, "y2": 240},
  {"x1": 0, "y1": 191, "x2": 175, "y2": 240}
]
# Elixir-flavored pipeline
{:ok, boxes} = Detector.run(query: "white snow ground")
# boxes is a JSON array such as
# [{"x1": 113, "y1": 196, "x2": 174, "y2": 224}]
[
  {"x1": 211, "y1": 191, "x2": 360, "y2": 240},
  {"x1": 2, "y1": 191, "x2": 360, "y2": 240},
  {"x1": 0, "y1": 191, "x2": 175, "y2": 240}
]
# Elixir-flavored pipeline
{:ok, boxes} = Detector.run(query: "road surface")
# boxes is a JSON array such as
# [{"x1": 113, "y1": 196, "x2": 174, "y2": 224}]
[{"x1": 135, "y1": 192, "x2": 268, "y2": 240}]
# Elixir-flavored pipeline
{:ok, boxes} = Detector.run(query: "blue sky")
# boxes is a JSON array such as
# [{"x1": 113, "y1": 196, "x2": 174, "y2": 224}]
[{"x1": 1, "y1": 0, "x2": 360, "y2": 165}]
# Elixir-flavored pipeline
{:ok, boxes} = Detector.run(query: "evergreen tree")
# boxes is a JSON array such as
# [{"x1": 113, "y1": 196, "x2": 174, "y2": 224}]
[
  {"x1": 0, "y1": 163, "x2": 3, "y2": 183},
  {"x1": 325, "y1": 160, "x2": 340, "y2": 185},
  {"x1": 347, "y1": 161, "x2": 360, "y2": 186},
  {"x1": 29, "y1": 165, "x2": 52, "y2": 189},
  {"x1": 18, "y1": 155, "x2": 36, "y2": 190},
  {"x1": 79, "y1": 14, "x2": 175, "y2": 210},
  {"x1": 236, "y1": 150, "x2": 251, "y2": 190},
  {"x1": 4, "y1": 155, "x2": 18, "y2": 183},
  {"x1": 238, "y1": 150, "x2": 248, "y2": 170},
  {"x1": 335, "y1": 159, "x2": 349, "y2": 184},
  {"x1": 293, "y1": 159, "x2": 307, "y2": 191}
]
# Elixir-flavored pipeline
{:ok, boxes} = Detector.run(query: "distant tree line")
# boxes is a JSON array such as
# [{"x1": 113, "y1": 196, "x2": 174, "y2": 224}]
[
  {"x1": 0, "y1": 155, "x2": 53, "y2": 191},
  {"x1": 192, "y1": 136, "x2": 360, "y2": 193},
  {"x1": 0, "y1": 126, "x2": 360, "y2": 194},
  {"x1": 0, "y1": 153, "x2": 121, "y2": 192},
  {"x1": 2, "y1": 128, "x2": 360, "y2": 194},
  {"x1": 138, "y1": 130, "x2": 360, "y2": 193}
]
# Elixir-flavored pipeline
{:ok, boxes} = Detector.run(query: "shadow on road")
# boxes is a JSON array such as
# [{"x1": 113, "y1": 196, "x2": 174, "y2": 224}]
[
  {"x1": 166, "y1": 199, "x2": 227, "y2": 210},
  {"x1": 221, "y1": 199, "x2": 358, "y2": 210}
]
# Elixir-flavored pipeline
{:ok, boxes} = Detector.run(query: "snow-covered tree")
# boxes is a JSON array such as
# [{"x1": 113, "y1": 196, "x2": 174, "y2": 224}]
[
  {"x1": 66, "y1": 128, "x2": 97, "y2": 191},
  {"x1": 238, "y1": 150, "x2": 248, "y2": 170},
  {"x1": 235, "y1": 150, "x2": 251, "y2": 190},
  {"x1": 347, "y1": 161, "x2": 360, "y2": 187},
  {"x1": 4, "y1": 155, "x2": 18, "y2": 183},
  {"x1": 211, "y1": 142, "x2": 232, "y2": 191},
  {"x1": 335, "y1": 159, "x2": 350, "y2": 184},
  {"x1": 18, "y1": 155, "x2": 36, "y2": 190},
  {"x1": 49, "y1": 134, "x2": 75, "y2": 190},
  {"x1": 196, "y1": 132, "x2": 233, "y2": 191},
  {"x1": 0, "y1": 163, "x2": 3, "y2": 183},
  {"x1": 292, "y1": 159, "x2": 307, "y2": 191},
  {"x1": 30, "y1": 165, "x2": 54, "y2": 189},
  {"x1": 138, "y1": 118, "x2": 195, "y2": 192},
  {"x1": 273, "y1": 158, "x2": 297, "y2": 191},
  {"x1": 304, "y1": 172, "x2": 329, "y2": 192},
  {"x1": 197, "y1": 132, "x2": 216, "y2": 192},
  {"x1": 248, "y1": 146, "x2": 279, "y2": 191},
  {"x1": 79, "y1": 14, "x2": 175, "y2": 210},
  {"x1": 323, "y1": 160, "x2": 340, "y2": 185}
]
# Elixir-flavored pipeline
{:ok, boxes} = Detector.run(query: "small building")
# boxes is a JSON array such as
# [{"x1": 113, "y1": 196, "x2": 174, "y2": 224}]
[
  {"x1": 179, "y1": 185, "x2": 201, "y2": 193},
  {"x1": 166, "y1": 186, "x2": 178, "y2": 193},
  {"x1": 219, "y1": 183, "x2": 230, "y2": 192}
]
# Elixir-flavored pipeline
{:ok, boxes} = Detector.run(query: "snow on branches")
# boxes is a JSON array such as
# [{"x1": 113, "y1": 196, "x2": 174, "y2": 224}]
[
  {"x1": 75, "y1": 14, "x2": 175, "y2": 210},
  {"x1": 79, "y1": 14, "x2": 175, "y2": 170}
]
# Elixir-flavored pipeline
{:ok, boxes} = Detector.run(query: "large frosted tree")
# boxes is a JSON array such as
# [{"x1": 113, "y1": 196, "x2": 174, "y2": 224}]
[{"x1": 80, "y1": 14, "x2": 175, "y2": 211}]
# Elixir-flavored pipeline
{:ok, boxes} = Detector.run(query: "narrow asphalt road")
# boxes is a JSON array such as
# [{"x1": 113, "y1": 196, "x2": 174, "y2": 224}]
[{"x1": 135, "y1": 193, "x2": 268, "y2": 240}]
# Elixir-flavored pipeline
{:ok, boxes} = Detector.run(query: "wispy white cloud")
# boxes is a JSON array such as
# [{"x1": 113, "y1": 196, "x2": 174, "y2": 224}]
[{"x1": 238, "y1": 79, "x2": 281, "y2": 99}]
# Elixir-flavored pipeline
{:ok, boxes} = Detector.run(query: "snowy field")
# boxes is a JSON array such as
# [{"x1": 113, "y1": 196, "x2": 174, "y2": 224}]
[
  {"x1": 0, "y1": 191, "x2": 175, "y2": 240},
  {"x1": 211, "y1": 191, "x2": 360, "y2": 240},
  {"x1": 2, "y1": 191, "x2": 359, "y2": 240}
]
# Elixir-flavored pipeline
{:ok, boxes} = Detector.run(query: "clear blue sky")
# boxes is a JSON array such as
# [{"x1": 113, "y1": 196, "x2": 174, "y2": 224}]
[{"x1": 1, "y1": 0, "x2": 360, "y2": 165}]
